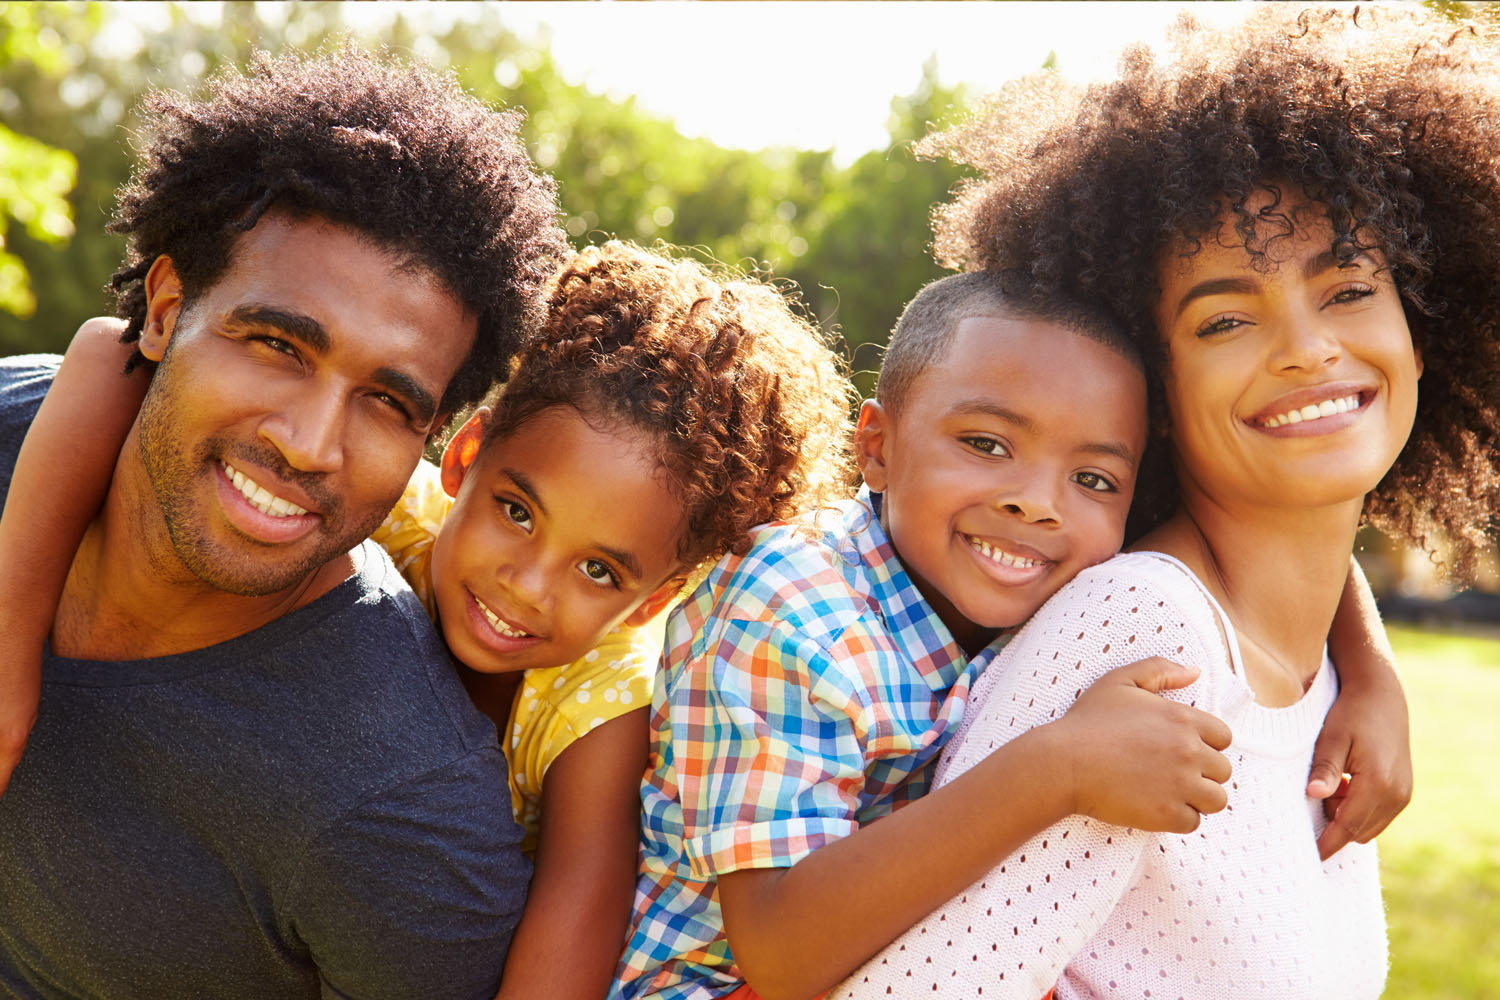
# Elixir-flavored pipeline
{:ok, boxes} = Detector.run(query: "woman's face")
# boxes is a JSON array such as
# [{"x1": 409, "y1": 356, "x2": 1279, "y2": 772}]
[{"x1": 1152, "y1": 194, "x2": 1422, "y2": 513}]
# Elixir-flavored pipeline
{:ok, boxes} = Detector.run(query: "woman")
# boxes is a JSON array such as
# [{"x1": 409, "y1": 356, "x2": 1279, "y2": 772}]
[{"x1": 836, "y1": 7, "x2": 1500, "y2": 998}]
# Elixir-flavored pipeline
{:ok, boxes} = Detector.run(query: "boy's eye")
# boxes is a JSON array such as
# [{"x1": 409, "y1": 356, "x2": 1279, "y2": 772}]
[
  {"x1": 499, "y1": 499, "x2": 532, "y2": 531},
  {"x1": 579, "y1": 559, "x2": 619, "y2": 589},
  {"x1": 1073, "y1": 471, "x2": 1117, "y2": 493},
  {"x1": 961, "y1": 436, "x2": 1010, "y2": 457}
]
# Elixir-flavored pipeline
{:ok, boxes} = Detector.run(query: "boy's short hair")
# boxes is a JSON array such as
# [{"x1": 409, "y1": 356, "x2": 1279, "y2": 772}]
[
  {"x1": 108, "y1": 46, "x2": 567, "y2": 418},
  {"x1": 878, "y1": 270, "x2": 1139, "y2": 416}
]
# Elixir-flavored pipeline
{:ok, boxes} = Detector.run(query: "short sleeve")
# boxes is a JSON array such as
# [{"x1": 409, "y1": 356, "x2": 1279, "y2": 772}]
[
  {"x1": 368, "y1": 462, "x2": 450, "y2": 621},
  {"x1": 674, "y1": 617, "x2": 873, "y2": 879},
  {"x1": 285, "y1": 749, "x2": 531, "y2": 1000},
  {"x1": 504, "y1": 624, "x2": 660, "y2": 848},
  {"x1": 836, "y1": 555, "x2": 1229, "y2": 999}
]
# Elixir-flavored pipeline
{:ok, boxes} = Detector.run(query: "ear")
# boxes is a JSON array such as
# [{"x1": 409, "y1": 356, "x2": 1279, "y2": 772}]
[
  {"x1": 624, "y1": 573, "x2": 689, "y2": 628},
  {"x1": 854, "y1": 399, "x2": 892, "y2": 493},
  {"x1": 139, "y1": 256, "x2": 184, "y2": 363},
  {"x1": 439, "y1": 407, "x2": 492, "y2": 498}
]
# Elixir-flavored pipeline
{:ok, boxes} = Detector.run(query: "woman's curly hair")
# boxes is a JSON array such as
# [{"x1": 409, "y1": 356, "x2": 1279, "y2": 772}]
[
  {"x1": 924, "y1": 5, "x2": 1500, "y2": 581},
  {"x1": 108, "y1": 46, "x2": 567, "y2": 417},
  {"x1": 484, "y1": 241, "x2": 858, "y2": 570}
]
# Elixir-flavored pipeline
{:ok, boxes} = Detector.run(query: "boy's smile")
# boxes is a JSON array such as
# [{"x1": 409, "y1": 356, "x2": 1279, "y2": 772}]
[{"x1": 857, "y1": 314, "x2": 1147, "y2": 653}]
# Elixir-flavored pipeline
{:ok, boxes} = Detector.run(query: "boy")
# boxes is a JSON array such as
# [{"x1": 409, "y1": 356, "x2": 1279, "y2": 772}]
[{"x1": 612, "y1": 272, "x2": 1409, "y2": 1000}]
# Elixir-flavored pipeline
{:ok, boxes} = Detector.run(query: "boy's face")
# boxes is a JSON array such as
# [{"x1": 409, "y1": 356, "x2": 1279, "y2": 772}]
[
  {"x1": 431, "y1": 405, "x2": 687, "y2": 675},
  {"x1": 857, "y1": 314, "x2": 1147, "y2": 652}
]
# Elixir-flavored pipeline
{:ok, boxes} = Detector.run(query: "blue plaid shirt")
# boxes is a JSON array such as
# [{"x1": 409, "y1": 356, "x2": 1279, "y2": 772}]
[{"x1": 611, "y1": 490, "x2": 1005, "y2": 999}]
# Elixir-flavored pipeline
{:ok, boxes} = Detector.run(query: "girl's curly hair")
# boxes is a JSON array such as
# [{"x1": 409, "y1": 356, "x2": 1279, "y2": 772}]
[
  {"x1": 484, "y1": 241, "x2": 858, "y2": 569},
  {"x1": 924, "y1": 5, "x2": 1500, "y2": 581},
  {"x1": 108, "y1": 46, "x2": 567, "y2": 418}
]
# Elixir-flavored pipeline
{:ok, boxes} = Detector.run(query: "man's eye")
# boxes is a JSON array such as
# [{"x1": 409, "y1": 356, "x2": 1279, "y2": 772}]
[
  {"x1": 580, "y1": 559, "x2": 618, "y2": 588},
  {"x1": 256, "y1": 336, "x2": 297, "y2": 355},
  {"x1": 1073, "y1": 471, "x2": 1117, "y2": 493},
  {"x1": 373, "y1": 392, "x2": 411, "y2": 418}
]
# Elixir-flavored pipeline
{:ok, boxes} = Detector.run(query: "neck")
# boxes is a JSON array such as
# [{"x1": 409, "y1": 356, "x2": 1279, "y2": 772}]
[
  {"x1": 1139, "y1": 482, "x2": 1362, "y2": 701},
  {"x1": 51, "y1": 446, "x2": 352, "y2": 660}
]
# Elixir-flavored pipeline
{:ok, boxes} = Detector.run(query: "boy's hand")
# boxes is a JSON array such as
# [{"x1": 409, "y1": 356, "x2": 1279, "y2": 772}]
[
  {"x1": 1307, "y1": 673, "x2": 1412, "y2": 860},
  {"x1": 1053, "y1": 658, "x2": 1232, "y2": 834}
]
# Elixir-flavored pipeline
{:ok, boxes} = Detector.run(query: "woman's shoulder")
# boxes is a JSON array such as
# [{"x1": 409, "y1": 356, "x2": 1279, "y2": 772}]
[{"x1": 1039, "y1": 551, "x2": 1223, "y2": 631}]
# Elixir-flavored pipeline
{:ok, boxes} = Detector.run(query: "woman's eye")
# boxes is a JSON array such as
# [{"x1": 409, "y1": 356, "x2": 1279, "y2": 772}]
[
  {"x1": 580, "y1": 559, "x2": 619, "y2": 588},
  {"x1": 501, "y1": 500, "x2": 532, "y2": 531},
  {"x1": 1328, "y1": 285, "x2": 1374, "y2": 306},
  {"x1": 1195, "y1": 314, "x2": 1246, "y2": 338},
  {"x1": 1073, "y1": 471, "x2": 1117, "y2": 493},
  {"x1": 962, "y1": 436, "x2": 1009, "y2": 457}
]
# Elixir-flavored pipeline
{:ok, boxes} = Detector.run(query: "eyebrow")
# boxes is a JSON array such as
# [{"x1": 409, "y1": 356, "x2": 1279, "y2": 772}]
[
  {"x1": 501, "y1": 467, "x2": 644, "y2": 580},
  {"x1": 949, "y1": 399, "x2": 1136, "y2": 465},
  {"x1": 226, "y1": 304, "x2": 439, "y2": 425},
  {"x1": 1169, "y1": 249, "x2": 1381, "y2": 319}
]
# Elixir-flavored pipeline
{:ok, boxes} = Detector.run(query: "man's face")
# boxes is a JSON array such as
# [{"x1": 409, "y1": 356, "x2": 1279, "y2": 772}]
[{"x1": 135, "y1": 211, "x2": 476, "y2": 596}]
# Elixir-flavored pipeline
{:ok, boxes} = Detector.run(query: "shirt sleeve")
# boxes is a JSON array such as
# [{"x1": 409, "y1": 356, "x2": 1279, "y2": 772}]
[
  {"x1": 674, "y1": 615, "x2": 878, "y2": 880},
  {"x1": 285, "y1": 748, "x2": 531, "y2": 1000},
  {"x1": 834, "y1": 556, "x2": 1228, "y2": 1000},
  {"x1": 368, "y1": 461, "x2": 449, "y2": 621}
]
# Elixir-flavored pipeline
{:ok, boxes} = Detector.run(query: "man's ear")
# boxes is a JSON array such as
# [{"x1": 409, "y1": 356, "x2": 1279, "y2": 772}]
[
  {"x1": 854, "y1": 399, "x2": 891, "y2": 493},
  {"x1": 139, "y1": 256, "x2": 184, "y2": 363},
  {"x1": 439, "y1": 407, "x2": 492, "y2": 498},
  {"x1": 625, "y1": 573, "x2": 690, "y2": 628}
]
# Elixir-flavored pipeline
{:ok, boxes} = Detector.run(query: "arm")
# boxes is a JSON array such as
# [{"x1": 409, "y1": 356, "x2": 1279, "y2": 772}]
[
  {"x1": 0, "y1": 317, "x2": 144, "y2": 794},
  {"x1": 830, "y1": 561, "x2": 1239, "y2": 1000},
  {"x1": 495, "y1": 708, "x2": 647, "y2": 1000},
  {"x1": 1312, "y1": 556, "x2": 1413, "y2": 859},
  {"x1": 698, "y1": 642, "x2": 1229, "y2": 1000}
]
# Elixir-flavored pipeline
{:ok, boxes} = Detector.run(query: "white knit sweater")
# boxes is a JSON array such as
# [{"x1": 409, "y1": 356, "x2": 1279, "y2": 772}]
[{"x1": 836, "y1": 552, "x2": 1387, "y2": 1000}]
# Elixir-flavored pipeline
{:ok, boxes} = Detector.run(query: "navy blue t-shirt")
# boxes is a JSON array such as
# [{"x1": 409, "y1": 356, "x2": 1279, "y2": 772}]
[{"x1": 0, "y1": 357, "x2": 530, "y2": 999}]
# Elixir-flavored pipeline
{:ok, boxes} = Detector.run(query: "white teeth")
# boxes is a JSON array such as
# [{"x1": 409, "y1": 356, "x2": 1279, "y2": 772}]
[
  {"x1": 968, "y1": 536, "x2": 1044, "y2": 570},
  {"x1": 1263, "y1": 394, "x2": 1360, "y2": 428},
  {"x1": 474, "y1": 595, "x2": 531, "y2": 638},
  {"x1": 220, "y1": 461, "x2": 309, "y2": 518}
]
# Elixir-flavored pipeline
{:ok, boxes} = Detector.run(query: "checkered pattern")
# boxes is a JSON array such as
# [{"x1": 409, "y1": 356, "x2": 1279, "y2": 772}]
[{"x1": 611, "y1": 490, "x2": 1003, "y2": 1000}]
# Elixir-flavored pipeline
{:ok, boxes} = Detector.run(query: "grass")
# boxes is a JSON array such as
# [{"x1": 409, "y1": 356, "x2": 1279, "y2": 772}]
[{"x1": 1381, "y1": 625, "x2": 1500, "y2": 999}]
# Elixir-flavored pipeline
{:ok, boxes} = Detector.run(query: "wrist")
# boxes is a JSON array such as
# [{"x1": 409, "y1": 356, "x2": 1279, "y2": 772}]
[{"x1": 997, "y1": 723, "x2": 1077, "y2": 824}]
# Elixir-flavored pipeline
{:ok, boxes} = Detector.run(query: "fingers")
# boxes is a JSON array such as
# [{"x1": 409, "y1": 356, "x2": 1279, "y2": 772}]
[
  {"x1": 1307, "y1": 725, "x2": 1353, "y2": 799},
  {"x1": 1108, "y1": 656, "x2": 1201, "y2": 693}
]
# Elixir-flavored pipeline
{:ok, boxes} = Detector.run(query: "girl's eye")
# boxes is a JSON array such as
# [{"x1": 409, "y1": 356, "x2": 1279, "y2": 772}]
[
  {"x1": 500, "y1": 499, "x2": 532, "y2": 531},
  {"x1": 962, "y1": 436, "x2": 1010, "y2": 458},
  {"x1": 1073, "y1": 471, "x2": 1117, "y2": 493},
  {"x1": 1195, "y1": 314, "x2": 1246, "y2": 338},
  {"x1": 579, "y1": 559, "x2": 619, "y2": 589}
]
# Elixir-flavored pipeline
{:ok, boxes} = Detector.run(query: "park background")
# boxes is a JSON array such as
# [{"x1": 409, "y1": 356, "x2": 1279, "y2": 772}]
[{"x1": 2, "y1": 2, "x2": 1496, "y2": 995}]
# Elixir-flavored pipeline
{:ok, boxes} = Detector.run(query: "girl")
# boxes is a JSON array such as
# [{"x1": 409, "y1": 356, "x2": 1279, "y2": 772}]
[
  {"x1": 0, "y1": 240, "x2": 857, "y2": 999},
  {"x1": 839, "y1": 7, "x2": 1497, "y2": 997}
]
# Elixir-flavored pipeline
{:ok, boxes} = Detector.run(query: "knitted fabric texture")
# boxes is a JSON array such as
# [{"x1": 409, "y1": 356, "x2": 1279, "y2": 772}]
[{"x1": 835, "y1": 551, "x2": 1387, "y2": 1000}]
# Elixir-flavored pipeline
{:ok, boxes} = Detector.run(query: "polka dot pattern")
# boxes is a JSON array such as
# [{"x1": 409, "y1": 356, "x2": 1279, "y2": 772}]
[{"x1": 835, "y1": 553, "x2": 1387, "y2": 999}]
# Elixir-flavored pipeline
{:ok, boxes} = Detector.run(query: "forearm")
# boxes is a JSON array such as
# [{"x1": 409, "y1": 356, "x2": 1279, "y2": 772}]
[
  {"x1": 719, "y1": 724, "x2": 1070, "y2": 1000},
  {"x1": 1327, "y1": 557, "x2": 1401, "y2": 688}
]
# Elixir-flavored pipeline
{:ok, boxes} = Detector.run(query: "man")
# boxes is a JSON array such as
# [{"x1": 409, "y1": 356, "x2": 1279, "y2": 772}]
[{"x1": 0, "y1": 49, "x2": 567, "y2": 998}]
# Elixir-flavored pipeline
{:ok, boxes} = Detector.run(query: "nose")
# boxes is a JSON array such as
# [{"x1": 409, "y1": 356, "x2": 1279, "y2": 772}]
[
  {"x1": 497, "y1": 554, "x2": 553, "y2": 617},
  {"x1": 1269, "y1": 307, "x2": 1341, "y2": 373},
  {"x1": 259, "y1": 381, "x2": 347, "y2": 474},
  {"x1": 992, "y1": 466, "x2": 1061, "y2": 526}
]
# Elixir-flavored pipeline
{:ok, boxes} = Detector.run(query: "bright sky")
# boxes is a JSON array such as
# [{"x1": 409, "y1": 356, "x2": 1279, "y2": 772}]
[{"x1": 354, "y1": 1, "x2": 1259, "y2": 164}]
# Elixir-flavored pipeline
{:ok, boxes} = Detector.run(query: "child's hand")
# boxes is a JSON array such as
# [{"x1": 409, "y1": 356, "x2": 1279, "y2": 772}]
[
  {"x1": 1307, "y1": 672, "x2": 1412, "y2": 860},
  {"x1": 0, "y1": 632, "x2": 41, "y2": 795},
  {"x1": 1052, "y1": 657, "x2": 1232, "y2": 833}
]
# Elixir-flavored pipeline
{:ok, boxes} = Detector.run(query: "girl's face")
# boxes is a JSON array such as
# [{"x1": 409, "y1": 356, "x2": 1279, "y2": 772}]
[
  {"x1": 430, "y1": 405, "x2": 687, "y2": 675},
  {"x1": 1152, "y1": 193, "x2": 1422, "y2": 514}
]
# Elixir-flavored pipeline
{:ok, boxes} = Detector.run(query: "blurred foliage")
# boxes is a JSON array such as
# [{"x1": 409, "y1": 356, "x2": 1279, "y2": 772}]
[{"x1": 0, "y1": 1, "x2": 977, "y2": 391}]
